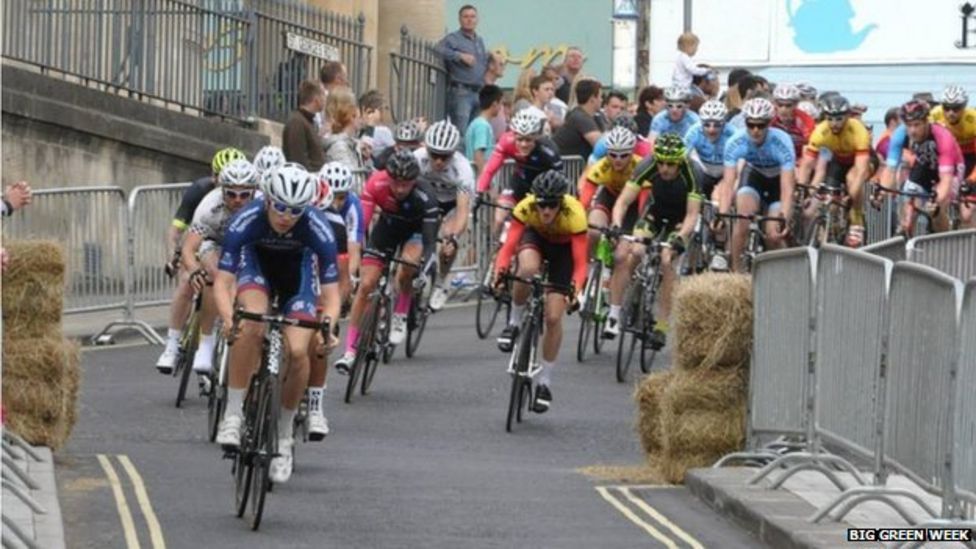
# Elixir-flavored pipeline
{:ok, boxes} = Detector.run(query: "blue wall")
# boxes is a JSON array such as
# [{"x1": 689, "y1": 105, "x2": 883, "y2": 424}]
[{"x1": 754, "y1": 64, "x2": 976, "y2": 140}]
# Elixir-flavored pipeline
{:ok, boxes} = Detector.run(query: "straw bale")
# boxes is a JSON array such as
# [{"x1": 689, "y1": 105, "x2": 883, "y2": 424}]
[
  {"x1": 672, "y1": 273, "x2": 752, "y2": 371},
  {"x1": 2, "y1": 240, "x2": 66, "y2": 339},
  {"x1": 661, "y1": 367, "x2": 747, "y2": 416},
  {"x1": 657, "y1": 452, "x2": 720, "y2": 484},
  {"x1": 634, "y1": 370, "x2": 672, "y2": 456}
]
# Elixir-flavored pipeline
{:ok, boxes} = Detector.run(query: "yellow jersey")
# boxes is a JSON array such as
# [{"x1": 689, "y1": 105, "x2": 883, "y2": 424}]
[
  {"x1": 804, "y1": 118, "x2": 871, "y2": 164},
  {"x1": 512, "y1": 193, "x2": 588, "y2": 244},
  {"x1": 584, "y1": 155, "x2": 641, "y2": 195},
  {"x1": 930, "y1": 105, "x2": 976, "y2": 155}
]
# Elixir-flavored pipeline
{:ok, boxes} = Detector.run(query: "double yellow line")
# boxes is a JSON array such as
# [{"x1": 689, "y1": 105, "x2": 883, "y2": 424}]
[
  {"x1": 596, "y1": 485, "x2": 704, "y2": 549},
  {"x1": 96, "y1": 454, "x2": 167, "y2": 549}
]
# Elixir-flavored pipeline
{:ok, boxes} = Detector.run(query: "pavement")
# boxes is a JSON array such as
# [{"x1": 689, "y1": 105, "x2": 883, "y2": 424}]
[
  {"x1": 54, "y1": 305, "x2": 765, "y2": 548},
  {"x1": 2, "y1": 439, "x2": 66, "y2": 549}
]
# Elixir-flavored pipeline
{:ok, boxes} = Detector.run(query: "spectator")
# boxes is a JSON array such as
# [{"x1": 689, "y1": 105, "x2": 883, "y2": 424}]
[
  {"x1": 555, "y1": 47, "x2": 585, "y2": 103},
  {"x1": 595, "y1": 89, "x2": 627, "y2": 131},
  {"x1": 435, "y1": 4, "x2": 489, "y2": 132},
  {"x1": 1, "y1": 181, "x2": 32, "y2": 273},
  {"x1": 512, "y1": 68, "x2": 537, "y2": 111},
  {"x1": 875, "y1": 107, "x2": 901, "y2": 159},
  {"x1": 723, "y1": 68, "x2": 751, "y2": 113},
  {"x1": 635, "y1": 85, "x2": 665, "y2": 137},
  {"x1": 317, "y1": 61, "x2": 349, "y2": 136},
  {"x1": 689, "y1": 70, "x2": 720, "y2": 112},
  {"x1": 542, "y1": 65, "x2": 569, "y2": 125},
  {"x1": 484, "y1": 52, "x2": 506, "y2": 85},
  {"x1": 323, "y1": 88, "x2": 367, "y2": 171},
  {"x1": 553, "y1": 78, "x2": 603, "y2": 158},
  {"x1": 358, "y1": 89, "x2": 395, "y2": 158},
  {"x1": 514, "y1": 74, "x2": 561, "y2": 132},
  {"x1": 672, "y1": 32, "x2": 710, "y2": 87},
  {"x1": 466, "y1": 84, "x2": 503, "y2": 175},
  {"x1": 282, "y1": 80, "x2": 326, "y2": 172},
  {"x1": 490, "y1": 91, "x2": 514, "y2": 141}
]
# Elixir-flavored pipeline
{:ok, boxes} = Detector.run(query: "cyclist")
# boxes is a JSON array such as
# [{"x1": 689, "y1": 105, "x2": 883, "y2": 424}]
[
  {"x1": 414, "y1": 120, "x2": 475, "y2": 311},
  {"x1": 587, "y1": 114, "x2": 653, "y2": 164},
  {"x1": 930, "y1": 85, "x2": 976, "y2": 226},
  {"x1": 333, "y1": 150, "x2": 441, "y2": 372},
  {"x1": 373, "y1": 120, "x2": 424, "y2": 171},
  {"x1": 214, "y1": 163, "x2": 341, "y2": 484},
  {"x1": 493, "y1": 170, "x2": 587, "y2": 413},
  {"x1": 877, "y1": 100, "x2": 964, "y2": 234},
  {"x1": 716, "y1": 98, "x2": 796, "y2": 272},
  {"x1": 476, "y1": 109, "x2": 563, "y2": 238},
  {"x1": 648, "y1": 85, "x2": 701, "y2": 143},
  {"x1": 156, "y1": 147, "x2": 246, "y2": 374},
  {"x1": 180, "y1": 158, "x2": 259, "y2": 385},
  {"x1": 770, "y1": 83, "x2": 816, "y2": 160},
  {"x1": 605, "y1": 134, "x2": 703, "y2": 345},
  {"x1": 253, "y1": 145, "x2": 286, "y2": 191},
  {"x1": 796, "y1": 95, "x2": 872, "y2": 246},
  {"x1": 321, "y1": 164, "x2": 365, "y2": 306},
  {"x1": 579, "y1": 127, "x2": 641, "y2": 252},
  {"x1": 683, "y1": 100, "x2": 736, "y2": 202},
  {"x1": 316, "y1": 163, "x2": 357, "y2": 307},
  {"x1": 796, "y1": 81, "x2": 820, "y2": 120}
]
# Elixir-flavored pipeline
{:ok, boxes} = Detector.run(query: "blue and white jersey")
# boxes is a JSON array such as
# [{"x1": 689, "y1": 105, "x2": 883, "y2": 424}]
[
  {"x1": 723, "y1": 127, "x2": 797, "y2": 177},
  {"x1": 337, "y1": 191, "x2": 365, "y2": 244},
  {"x1": 649, "y1": 110, "x2": 700, "y2": 139},
  {"x1": 684, "y1": 122, "x2": 737, "y2": 177},
  {"x1": 219, "y1": 201, "x2": 339, "y2": 284}
]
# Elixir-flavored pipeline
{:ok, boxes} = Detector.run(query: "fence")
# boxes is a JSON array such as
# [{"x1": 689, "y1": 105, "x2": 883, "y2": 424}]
[
  {"x1": 906, "y1": 229, "x2": 976, "y2": 283},
  {"x1": 1, "y1": 0, "x2": 371, "y2": 123},
  {"x1": 718, "y1": 241, "x2": 976, "y2": 528},
  {"x1": 388, "y1": 25, "x2": 446, "y2": 124}
]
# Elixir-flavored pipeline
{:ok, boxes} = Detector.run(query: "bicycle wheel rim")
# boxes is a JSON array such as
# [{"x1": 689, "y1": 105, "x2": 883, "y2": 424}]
[
  {"x1": 353, "y1": 299, "x2": 380, "y2": 399},
  {"x1": 475, "y1": 288, "x2": 501, "y2": 339},
  {"x1": 248, "y1": 379, "x2": 275, "y2": 530},
  {"x1": 576, "y1": 263, "x2": 600, "y2": 362},
  {"x1": 615, "y1": 286, "x2": 640, "y2": 383},
  {"x1": 234, "y1": 384, "x2": 259, "y2": 517},
  {"x1": 406, "y1": 289, "x2": 428, "y2": 358},
  {"x1": 175, "y1": 350, "x2": 193, "y2": 408}
]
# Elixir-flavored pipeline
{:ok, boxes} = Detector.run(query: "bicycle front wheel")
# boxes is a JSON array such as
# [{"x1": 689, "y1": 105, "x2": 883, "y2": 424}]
[
  {"x1": 207, "y1": 334, "x2": 227, "y2": 442},
  {"x1": 346, "y1": 300, "x2": 378, "y2": 403},
  {"x1": 639, "y1": 267, "x2": 664, "y2": 374},
  {"x1": 576, "y1": 262, "x2": 600, "y2": 363},
  {"x1": 616, "y1": 283, "x2": 642, "y2": 383},
  {"x1": 175, "y1": 347, "x2": 193, "y2": 408},
  {"x1": 475, "y1": 261, "x2": 502, "y2": 338},
  {"x1": 506, "y1": 319, "x2": 535, "y2": 433},
  {"x1": 360, "y1": 297, "x2": 385, "y2": 396},
  {"x1": 248, "y1": 376, "x2": 277, "y2": 531},
  {"x1": 406, "y1": 265, "x2": 435, "y2": 358}
]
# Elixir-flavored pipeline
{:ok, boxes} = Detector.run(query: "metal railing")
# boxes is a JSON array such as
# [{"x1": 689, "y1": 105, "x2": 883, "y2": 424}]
[
  {"x1": 1, "y1": 0, "x2": 371, "y2": 123},
  {"x1": 128, "y1": 184, "x2": 191, "y2": 308},
  {"x1": 388, "y1": 25, "x2": 446, "y2": 124},
  {"x1": 862, "y1": 235, "x2": 907, "y2": 262},
  {"x1": 2, "y1": 431, "x2": 50, "y2": 549},
  {"x1": 865, "y1": 193, "x2": 897, "y2": 244},
  {"x1": 955, "y1": 281, "x2": 976, "y2": 512},
  {"x1": 906, "y1": 229, "x2": 976, "y2": 283}
]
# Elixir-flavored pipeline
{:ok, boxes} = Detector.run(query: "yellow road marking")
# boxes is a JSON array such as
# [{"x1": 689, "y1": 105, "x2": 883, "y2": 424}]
[
  {"x1": 118, "y1": 455, "x2": 167, "y2": 549},
  {"x1": 595, "y1": 486, "x2": 679, "y2": 549},
  {"x1": 619, "y1": 487, "x2": 705, "y2": 549},
  {"x1": 97, "y1": 454, "x2": 141, "y2": 549}
]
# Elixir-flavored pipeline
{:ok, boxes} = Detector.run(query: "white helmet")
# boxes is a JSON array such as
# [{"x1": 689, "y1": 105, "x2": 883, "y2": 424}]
[
  {"x1": 942, "y1": 84, "x2": 969, "y2": 107},
  {"x1": 265, "y1": 162, "x2": 316, "y2": 209},
  {"x1": 604, "y1": 126, "x2": 636, "y2": 153},
  {"x1": 424, "y1": 120, "x2": 461, "y2": 155},
  {"x1": 795, "y1": 81, "x2": 817, "y2": 101},
  {"x1": 699, "y1": 100, "x2": 728, "y2": 122},
  {"x1": 218, "y1": 158, "x2": 258, "y2": 188},
  {"x1": 509, "y1": 108, "x2": 545, "y2": 137},
  {"x1": 253, "y1": 146, "x2": 285, "y2": 175},
  {"x1": 773, "y1": 83, "x2": 801, "y2": 102},
  {"x1": 663, "y1": 85, "x2": 691, "y2": 103},
  {"x1": 797, "y1": 101, "x2": 820, "y2": 120},
  {"x1": 741, "y1": 98, "x2": 775, "y2": 121},
  {"x1": 314, "y1": 180, "x2": 334, "y2": 211},
  {"x1": 318, "y1": 162, "x2": 354, "y2": 194}
]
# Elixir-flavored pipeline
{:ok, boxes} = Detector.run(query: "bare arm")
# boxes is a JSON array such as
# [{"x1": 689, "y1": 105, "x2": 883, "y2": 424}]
[
  {"x1": 611, "y1": 184, "x2": 639, "y2": 228},
  {"x1": 180, "y1": 231, "x2": 204, "y2": 273}
]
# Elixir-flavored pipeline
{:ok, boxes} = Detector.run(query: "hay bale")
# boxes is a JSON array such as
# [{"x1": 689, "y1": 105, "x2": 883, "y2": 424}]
[
  {"x1": 2, "y1": 240, "x2": 66, "y2": 339},
  {"x1": 2, "y1": 336, "x2": 81, "y2": 449},
  {"x1": 673, "y1": 273, "x2": 752, "y2": 371},
  {"x1": 658, "y1": 452, "x2": 720, "y2": 484},
  {"x1": 661, "y1": 367, "x2": 747, "y2": 416},
  {"x1": 634, "y1": 370, "x2": 672, "y2": 456}
]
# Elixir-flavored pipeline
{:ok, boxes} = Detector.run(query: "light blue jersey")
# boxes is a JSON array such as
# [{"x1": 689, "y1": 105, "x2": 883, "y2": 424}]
[
  {"x1": 684, "y1": 122, "x2": 737, "y2": 177},
  {"x1": 723, "y1": 127, "x2": 797, "y2": 177}
]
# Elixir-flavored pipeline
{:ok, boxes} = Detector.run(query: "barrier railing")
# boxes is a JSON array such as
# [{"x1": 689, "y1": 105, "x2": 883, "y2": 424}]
[
  {"x1": 862, "y1": 235, "x2": 907, "y2": 262},
  {"x1": 865, "y1": 194, "x2": 897, "y2": 244},
  {"x1": 906, "y1": 229, "x2": 976, "y2": 283},
  {"x1": 128, "y1": 184, "x2": 192, "y2": 308},
  {"x1": 955, "y1": 281, "x2": 976, "y2": 514},
  {"x1": 389, "y1": 25, "x2": 447, "y2": 124}
]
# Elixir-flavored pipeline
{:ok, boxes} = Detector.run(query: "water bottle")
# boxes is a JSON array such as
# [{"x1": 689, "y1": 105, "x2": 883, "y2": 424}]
[{"x1": 600, "y1": 265, "x2": 612, "y2": 292}]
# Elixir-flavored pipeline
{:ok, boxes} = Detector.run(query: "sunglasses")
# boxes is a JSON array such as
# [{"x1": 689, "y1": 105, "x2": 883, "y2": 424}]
[
  {"x1": 666, "y1": 103, "x2": 686, "y2": 110},
  {"x1": 826, "y1": 115, "x2": 847, "y2": 123},
  {"x1": 703, "y1": 121, "x2": 724, "y2": 129},
  {"x1": 746, "y1": 121, "x2": 769, "y2": 130},
  {"x1": 775, "y1": 101, "x2": 796, "y2": 108},
  {"x1": 430, "y1": 151, "x2": 452, "y2": 161},
  {"x1": 944, "y1": 104, "x2": 966, "y2": 112},
  {"x1": 223, "y1": 189, "x2": 253, "y2": 200},
  {"x1": 657, "y1": 160, "x2": 680, "y2": 167},
  {"x1": 607, "y1": 152, "x2": 631, "y2": 160},
  {"x1": 514, "y1": 135, "x2": 537, "y2": 144},
  {"x1": 536, "y1": 201, "x2": 560, "y2": 210},
  {"x1": 270, "y1": 200, "x2": 306, "y2": 217}
]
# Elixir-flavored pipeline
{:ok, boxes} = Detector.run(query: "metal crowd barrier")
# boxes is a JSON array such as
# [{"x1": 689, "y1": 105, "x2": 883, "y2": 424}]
[
  {"x1": 4, "y1": 187, "x2": 128, "y2": 314},
  {"x1": 906, "y1": 229, "x2": 976, "y2": 282},
  {"x1": 862, "y1": 235, "x2": 907, "y2": 262},
  {"x1": 955, "y1": 281, "x2": 976, "y2": 516},
  {"x1": 2, "y1": 431, "x2": 48, "y2": 549},
  {"x1": 864, "y1": 194, "x2": 897, "y2": 244},
  {"x1": 128, "y1": 184, "x2": 191, "y2": 309}
]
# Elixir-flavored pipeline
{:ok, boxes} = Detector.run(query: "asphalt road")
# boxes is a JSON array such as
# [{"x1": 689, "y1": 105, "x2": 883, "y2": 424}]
[{"x1": 56, "y1": 305, "x2": 763, "y2": 549}]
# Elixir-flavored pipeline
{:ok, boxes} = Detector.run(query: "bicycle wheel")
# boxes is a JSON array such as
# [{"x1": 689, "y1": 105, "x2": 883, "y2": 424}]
[
  {"x1": 593, "y1": 285, "x2": 608, "y2": 355},
  {"x1": 248, "y1": 376, "x2": 276, "y2": 531},
  {"x1": 380, "y1": 296, "x2": 394, "y2": 364},
  {"x1": 576, "y1": 262, "x2": 600, "y2": 363},
  {"x1": 616, "y1": 283, "x2": 642, "y2": 383},
  {"x1": 234, "y1": 381, "x2": 259, "y2": 518},
  {"x1": 361, "y1": 298, "x2": 385, "y2": 397},
  {"x1": 207, "y1": 335, "x2": 227, "y2": 442},
  {"x1": 639, "y1": 269, "x2": 662, "y2": 374},
  {"x1": 345, "y1": 300, "x2": 377, "y2": 404},
  {"x1": 475, "y1": 261, "x2": 502, "y2": 338},
  {"x1": 506, "y1": 318, "x2": 535, "y2": 433},
  {"x1": 406, "y1": 263, "x2": 435, "y2": 358},
  {"x1": 175, "y1": 348, "x2": 194, "y2": 408}
]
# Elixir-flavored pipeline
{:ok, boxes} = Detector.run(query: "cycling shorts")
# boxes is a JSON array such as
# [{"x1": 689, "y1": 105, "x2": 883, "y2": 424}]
[
  {"x1": 236, "y1": 246, "x2": 319, "y2": 321},
  {"x1": 736, "y1": 165, "x2": 783, "y2": 211},
  {"x1": 499, "y1": 177, "x2": 532, "y2": 207},
  {"x1": 363, "y1": 220, "x2": 423, "y2": 268},
  {"x1": 825, "y1": 159, "x2": 854, "y2": 187},
  {"x1": 700, "y1": 172, "x2": 722, "y2": 199},
  {"x1": 591, "y1": 187, "x2": 639, "y2": 232},
  {"x1": 633, "y1": 209, "x2": 682, "y2": 243},
  {"x1": 517, "y1": 228, "x2": 573, "y2": 289}
]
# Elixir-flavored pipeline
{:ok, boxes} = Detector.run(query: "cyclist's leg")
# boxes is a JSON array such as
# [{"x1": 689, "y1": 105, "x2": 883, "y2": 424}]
[
  {"x1": 899, "y1": 181, "x2": 925, "y2": 235},
  {"x1": 192, "y1": 246, "x2": 220, "y2": 373},
  {"x1": 394, "y1": 238, "x2": 423, "y2": 309},
  {"x1": 732, "y1": 168, "x2": 761, "y2": 272},
  {"x1": 339, "y1": 261, "x2": 381, "y2": 359},
  {"x1": 156, "y1": 268, "x2": 195, "y2": 371},
  {"x1": 587, "y1": 187, "x2": 613, "y2": 251},
  {"x1": 764, "y1": 197, "x2": 787, "y2": 249},
  {"x1": 337, "y1": 253, "x2": 351, "y2": 305}
]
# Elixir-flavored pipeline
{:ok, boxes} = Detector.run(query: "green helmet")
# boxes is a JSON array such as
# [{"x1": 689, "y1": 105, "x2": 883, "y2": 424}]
[
  {"x1": 654, "y1": 134, "x2": 686, "y2": 163},
  {"x1": 211, "y1": 147, "x2": 247, "y2": 176}
]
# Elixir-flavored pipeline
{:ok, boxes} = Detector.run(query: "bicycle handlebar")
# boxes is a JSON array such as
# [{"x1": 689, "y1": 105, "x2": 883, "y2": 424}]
[
  {"x1": 871, "y1": 183, "x2": 936, "y2": 201},
  {"x1": 229, "y1": 309, "x2": 332, "y2": 345},
  {"x1": 473, "y1": 194, "x2": 514, "y2": 213},
  {"x1": 587, "y1": 225, "x2": 669, "y2": 246},
  {"x1": 715, "y1": 212, "x2": 787, "y2": 228},
  {"x1": 499, "y1": 272, "x2": 574, "y2": 296}
]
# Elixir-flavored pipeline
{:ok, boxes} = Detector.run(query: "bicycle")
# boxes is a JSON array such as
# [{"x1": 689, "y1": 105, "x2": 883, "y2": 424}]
[
  {"x1": 206, "y1": 326, "x2": 228, "y2": 442},
  {"x1": 405, "y1": 240, "x2": 446, "y2": 359},
  {"x1": 472, "y1": 195, "x2": 514, "y2": 339},
  {"x1": 796, "y1": 182, "x2": 850, "y2": 248},
  {"x1": 499, "y1": 270, "x2": 574, "y2": 433},
  {"x1": 615, "y1": 232, "x2": 669, "y2": 383},
  {"x1": 226, "y1": 307, "x2": 330, "y2": 531},
  {"x1": 680, "y1": 199, "x2": 720, "y2": 275},
  {"x1": 344, "y1": 253, "x2": 418, "y2": 403},
  {"x1": 577, "y1": 225, "x2": 615, "y2": 362},
  {"x1": 173, "y1": 290, "x2": 203, "y2": 408},
  {"x1": 949, "y1": 182, "x2": 976, "y2": 230},
  {"x1": 715, "y1": 212, "x2": 787, "y2": 273},
  {"x1": 870, "y1": 183, "x2": 935, "y2": 238}
]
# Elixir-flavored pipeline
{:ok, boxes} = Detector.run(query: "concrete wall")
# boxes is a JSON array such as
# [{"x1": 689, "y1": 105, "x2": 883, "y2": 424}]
[{"x1": 1, "y1": 64, "x2": 268, "y2": 191}]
